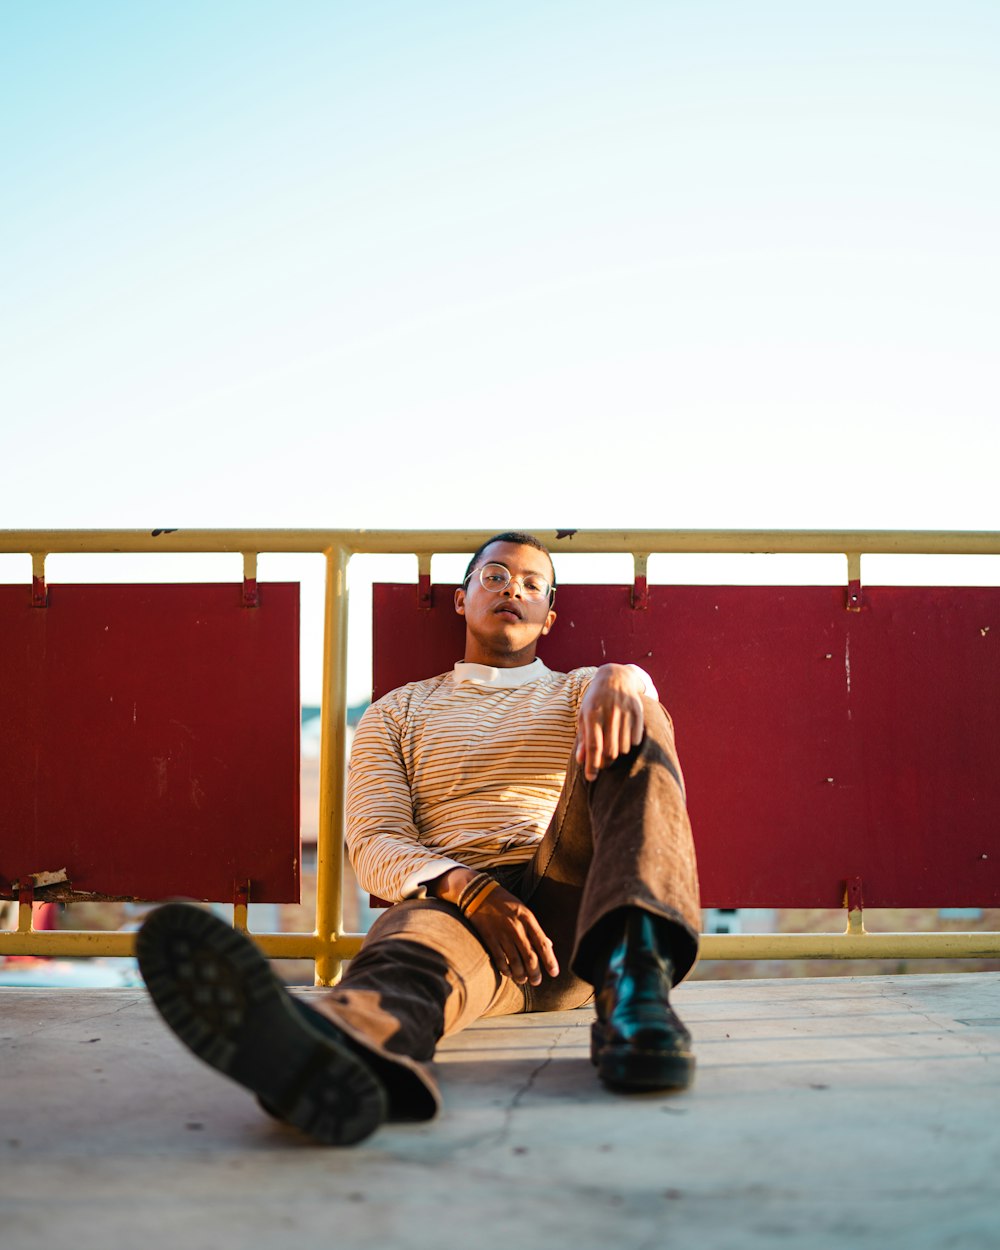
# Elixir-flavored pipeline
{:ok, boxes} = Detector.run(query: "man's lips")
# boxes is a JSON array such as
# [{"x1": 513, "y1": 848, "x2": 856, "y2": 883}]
[{"x1": 493, "y1": 602, "x2": 523, "y2": 621}]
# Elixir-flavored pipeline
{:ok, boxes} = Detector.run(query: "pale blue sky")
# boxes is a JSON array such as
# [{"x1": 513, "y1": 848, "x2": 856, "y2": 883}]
[{"x1": 3, "y1": 1, "x2": 999, "y2": 697}]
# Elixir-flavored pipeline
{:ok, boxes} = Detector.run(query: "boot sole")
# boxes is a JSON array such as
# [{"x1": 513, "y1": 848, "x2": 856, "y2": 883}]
[
  {"x1": 591, "y1": 1021, "x2": 696, "y2": 1091},
  {"x1": 136, "y1": 903, "x2": 387, "y2": 1146}
]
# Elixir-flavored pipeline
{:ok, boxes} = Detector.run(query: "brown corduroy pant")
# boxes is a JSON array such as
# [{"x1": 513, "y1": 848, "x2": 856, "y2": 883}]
[{"x1": 311, "y1": 699, "x2": 700, "y2": 1115}]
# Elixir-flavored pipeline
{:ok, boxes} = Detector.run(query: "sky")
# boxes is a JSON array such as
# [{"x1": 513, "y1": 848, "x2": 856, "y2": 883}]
[{"x1": 3, "y1": 1, "x2": 999, "y2": 700}]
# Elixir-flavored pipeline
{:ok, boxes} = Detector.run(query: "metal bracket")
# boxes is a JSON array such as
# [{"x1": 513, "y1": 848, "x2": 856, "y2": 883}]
[
  {"x1": 233, "y1": 880, "x2": 250, "y2": 932},
  {"x1": 846, "y1": 552, "x2": 863, "y2": 612},
  {"x1": 631, "y1": 553, "x2": 649, "y2": 611},
  {"x1": 844, "y1": 875, "x2": 866, "y2": 934},
  {"x1": 242, "y1": 553, "x2": 259, "y2": 608},
  {"x1": 417, "y1": 554, "x2": 433, "y2": 610},
  {"x1": 31, "y1": 553, "x2": 47, "y2": 607},
  {"x1": 15, "y1": 880, "x2": 35, "y2": 935}
]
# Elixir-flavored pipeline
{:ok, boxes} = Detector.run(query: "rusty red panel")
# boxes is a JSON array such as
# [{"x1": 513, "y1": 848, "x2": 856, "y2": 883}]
[
  {"x1": 373, "y1": 582, "x2": 1000, "y2": 909},
  {"x1": 0, "y1": 583, "x2": 300, "y2": 903}
]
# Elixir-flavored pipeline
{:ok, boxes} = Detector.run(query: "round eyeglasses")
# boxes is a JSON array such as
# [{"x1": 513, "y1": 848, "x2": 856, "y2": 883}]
[{"x1": 465, "y1": 562, "x2": 554, "y2": 602}]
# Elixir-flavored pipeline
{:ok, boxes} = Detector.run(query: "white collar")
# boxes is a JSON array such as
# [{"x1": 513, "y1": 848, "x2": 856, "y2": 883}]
[{"x1": 452, "y1": 658, "x2": 549, "y2": 688}]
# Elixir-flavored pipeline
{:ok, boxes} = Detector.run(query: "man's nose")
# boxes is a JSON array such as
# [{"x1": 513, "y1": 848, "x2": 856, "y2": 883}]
[{"x1": 502, "y1": 579, "x2": 523, "y2": 597}]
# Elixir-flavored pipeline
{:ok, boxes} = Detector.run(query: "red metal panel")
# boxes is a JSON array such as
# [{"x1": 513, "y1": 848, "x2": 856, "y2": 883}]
[
  {"x1": 373, "y1": 582, "x2": 1000, "y2": 909},
  {"x1": 0, "y1": 583, "x2": 300, "y2": 903}
]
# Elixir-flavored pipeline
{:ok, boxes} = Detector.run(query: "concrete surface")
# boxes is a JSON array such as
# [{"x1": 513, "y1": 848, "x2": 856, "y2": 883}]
[{"x1": 1, "y1": 973, "x2": 999, "y2": 1250}]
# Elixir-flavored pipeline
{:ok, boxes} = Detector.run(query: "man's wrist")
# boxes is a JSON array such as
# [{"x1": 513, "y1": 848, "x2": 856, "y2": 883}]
[{"x1": 426, "y1": 865, "x2": 478, "y2": 904}]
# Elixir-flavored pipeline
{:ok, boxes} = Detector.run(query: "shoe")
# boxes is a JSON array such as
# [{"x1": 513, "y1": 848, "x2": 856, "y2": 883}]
[
  {"x1": 590, "y1": 908, "x2": 695, "y2": 1091},
  {"x1": 136, "y1": 903, "x2": 388, "y2": 1146},
  {"x1": 263, "y1": 994, "x2": 440, "y2": 1125}
]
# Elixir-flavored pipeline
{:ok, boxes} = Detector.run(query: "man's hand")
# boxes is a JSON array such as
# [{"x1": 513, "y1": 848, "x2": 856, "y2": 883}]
[
  {"x1": 575, "y1": 663, "x2": 646, "y2": 782},
  {"x1": 429, "y1": 867, "x2": 559, "y2": 986}
]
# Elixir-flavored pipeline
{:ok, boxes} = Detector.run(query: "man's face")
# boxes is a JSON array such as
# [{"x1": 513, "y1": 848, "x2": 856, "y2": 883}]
[{"x1": 455, "y1": 541, "x2": 557, "y2": 667}]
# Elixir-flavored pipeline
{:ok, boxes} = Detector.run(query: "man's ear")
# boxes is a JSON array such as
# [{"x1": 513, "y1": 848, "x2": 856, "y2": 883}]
[
  {"x1": 541, "y1": 607, "x2": 556, "y2": 635},
  {"x1": 454, "y1": 586, "x2": 466, "y2": 616}
]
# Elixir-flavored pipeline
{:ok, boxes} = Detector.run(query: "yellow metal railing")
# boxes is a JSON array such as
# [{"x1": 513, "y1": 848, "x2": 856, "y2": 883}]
[{"x1": 3, "y1": 528, "x2": 1000, "y2": 982}]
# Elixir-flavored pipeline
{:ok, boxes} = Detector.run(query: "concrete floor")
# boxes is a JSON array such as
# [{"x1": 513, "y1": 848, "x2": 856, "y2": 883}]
[{"x1": 1, "y1": 973, "x2": 999, "y2": 1250}]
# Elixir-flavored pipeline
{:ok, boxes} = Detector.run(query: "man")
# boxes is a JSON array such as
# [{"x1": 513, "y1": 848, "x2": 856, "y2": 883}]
[{"x1": 138, "y1": 532, "x2": 701, "y2": 1146}]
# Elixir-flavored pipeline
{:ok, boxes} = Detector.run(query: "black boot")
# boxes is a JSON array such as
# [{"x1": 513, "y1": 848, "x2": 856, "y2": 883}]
[
  {"x1": 136, "y1": 903, "x2": 388, "y2": 1146},
  {"x1": 590, "y1": 908, "x2": 695, "y2": 1091}
]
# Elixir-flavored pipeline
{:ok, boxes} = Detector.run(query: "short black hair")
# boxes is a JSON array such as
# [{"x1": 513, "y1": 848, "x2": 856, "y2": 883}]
[{"x1": 462, "y1": 531, "x2": 556, "y2": 589}]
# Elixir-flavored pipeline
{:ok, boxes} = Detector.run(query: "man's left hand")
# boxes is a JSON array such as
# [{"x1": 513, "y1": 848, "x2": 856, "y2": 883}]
[{"x1": 575, "y1": 663, "x2": 646, "y2": 781}]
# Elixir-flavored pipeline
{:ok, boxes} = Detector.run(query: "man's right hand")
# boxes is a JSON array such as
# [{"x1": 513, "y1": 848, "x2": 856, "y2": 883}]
[{"x1": 429, "y1": 867, "x2": 559, "y2": 987}]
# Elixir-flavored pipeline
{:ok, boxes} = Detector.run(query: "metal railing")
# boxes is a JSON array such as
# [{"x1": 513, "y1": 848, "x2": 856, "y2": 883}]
[{"x1": 3, "y1": 527, "x2": 1000, "y2": 982}]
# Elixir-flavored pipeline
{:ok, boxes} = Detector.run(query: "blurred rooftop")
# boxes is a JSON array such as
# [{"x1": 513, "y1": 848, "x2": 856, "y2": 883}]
[{"x1": 2, "y1": 971, "x2": 999, "y2": 1250}]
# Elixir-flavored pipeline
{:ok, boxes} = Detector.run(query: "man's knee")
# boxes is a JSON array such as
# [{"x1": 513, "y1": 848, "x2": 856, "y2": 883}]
[
  {"x1": 606, "y1": 697, "x2": 685, "y2": 798},
  {"x1": 350, "y1": 897, "x2": 509, "y2": 1036},
  {"x1": 640, "y1": 696, "x2": 677, "y2": 746}
]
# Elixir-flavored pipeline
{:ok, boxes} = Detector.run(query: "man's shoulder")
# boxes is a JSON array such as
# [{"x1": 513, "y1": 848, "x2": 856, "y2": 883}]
[
  {"x1": 541, "y1": 665, "x2": 597, "y2": 687},
  {"x1": 523, "y1": 665, "x2": 597, "y2": 708},
  {"x1": 365, "y1": 671, "x2": 454, "y2": 717}
]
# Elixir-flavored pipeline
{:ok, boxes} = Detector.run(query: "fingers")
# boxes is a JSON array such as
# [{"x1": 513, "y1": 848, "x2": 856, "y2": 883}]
[
  {"x1": 577, "y1": 711, "x2": 612, "y2": 780},
  {"x1": 502, "y1": 915, "x2": 558, "y2": 986},
  {"x1": 576, "y1": 692, "x2": 646, "y2": 778},
  {"x1": 629, "y1": 698, "x2": 645, "y2": 749},
  {"x1": 523, "y1": 913, "x2": 560, "y2": 980},
  {"x1": 585, "y1": 718, "x2": 603, "y2": 781},
  {"x1": 470, "y1": 897, "x2": 560, "y2": 986},
  {"x1": 499, "y1": 942, "x2": 526, "y2": 985}
]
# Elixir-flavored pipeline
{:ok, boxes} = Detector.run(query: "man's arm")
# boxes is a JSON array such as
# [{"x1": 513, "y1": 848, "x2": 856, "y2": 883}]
[
  {"x1": 346, "y1": 704, "x2": 466, "y2": 902},
  {"x1": 575, "y1": 662, "x2": 650, "y2": 782}
]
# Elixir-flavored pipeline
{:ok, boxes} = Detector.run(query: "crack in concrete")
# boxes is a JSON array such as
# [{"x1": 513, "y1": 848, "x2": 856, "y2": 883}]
[
  {"x1": 889, "y1": 985, "x2": 995, "y2": 1064},
  {"x1": 5, "y1": 994, "x2": 146, "y2": 1043},
  {"x1": 375, "y1": 1022, "x2": 587, "y2": 1169},
  {"x1": 478, "y1": 1022, "x2": 576, "y2": 1153}
]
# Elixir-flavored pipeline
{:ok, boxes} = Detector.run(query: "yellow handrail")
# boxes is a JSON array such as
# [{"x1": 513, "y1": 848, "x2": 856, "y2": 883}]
[{"x1": 4, "y1": 526, "x2": 1000, "y2": 556}]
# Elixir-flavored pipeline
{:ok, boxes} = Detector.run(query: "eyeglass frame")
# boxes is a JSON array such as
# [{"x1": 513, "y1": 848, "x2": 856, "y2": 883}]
[{"x1": 463, "y1": 561, "x2": 556, "y2": 604}]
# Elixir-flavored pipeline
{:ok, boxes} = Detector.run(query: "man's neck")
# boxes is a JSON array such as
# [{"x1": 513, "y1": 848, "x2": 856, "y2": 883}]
[{"x1": 461, "y1": 645, "x2": 538, "y2": 668}]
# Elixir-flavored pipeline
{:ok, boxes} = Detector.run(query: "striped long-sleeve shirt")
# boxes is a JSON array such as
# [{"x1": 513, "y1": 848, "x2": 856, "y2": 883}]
[{"x1": 346, "y1": 658, "x2": 656, "y2": 902}]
